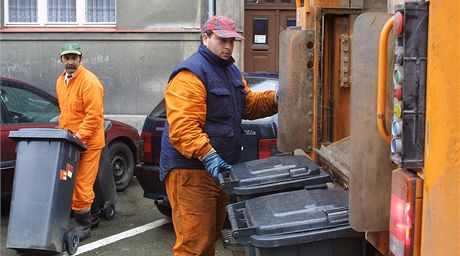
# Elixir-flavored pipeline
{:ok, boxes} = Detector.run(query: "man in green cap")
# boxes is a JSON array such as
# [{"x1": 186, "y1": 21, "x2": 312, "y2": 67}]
[{"x1": 55, "y1": 42, "x2": 105, "y2": 241}]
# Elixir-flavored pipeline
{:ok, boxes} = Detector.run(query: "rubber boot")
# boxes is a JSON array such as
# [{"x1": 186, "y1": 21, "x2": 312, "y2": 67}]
[
  {"x1": 90, "y1": 206, "x2": 101, "y2": 229},
  {"x1": 75, "y1": 211, "x2": 92, "y2": 241}
]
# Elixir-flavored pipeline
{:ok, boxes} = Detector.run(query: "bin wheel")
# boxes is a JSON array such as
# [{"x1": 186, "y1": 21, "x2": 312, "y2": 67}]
[
  {"x1": 66, "y1": 229, "x2": 79, "y2": 255},
  {"x1": 103, "y1": 203, "x2": 116, "y2": 220}
]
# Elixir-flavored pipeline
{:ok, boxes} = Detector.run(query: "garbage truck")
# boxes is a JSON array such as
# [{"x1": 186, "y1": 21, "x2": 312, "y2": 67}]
[{"x1": 274, "y1": 0, "x2": 459, "y2": 255}]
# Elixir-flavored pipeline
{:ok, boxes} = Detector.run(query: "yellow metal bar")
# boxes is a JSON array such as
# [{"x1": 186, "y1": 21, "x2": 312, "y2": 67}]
[
  {"x1": 421, "y1": 0, "x2": 460, "y2": 255},
  {"x1": 376, "y1": 16, "x2": 394, "y2": 144}
]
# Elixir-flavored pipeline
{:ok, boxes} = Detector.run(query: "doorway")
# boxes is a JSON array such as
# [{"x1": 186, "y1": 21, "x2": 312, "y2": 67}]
[{"x1": 244, "y1": 0, "x2": 296, "y2": 72}]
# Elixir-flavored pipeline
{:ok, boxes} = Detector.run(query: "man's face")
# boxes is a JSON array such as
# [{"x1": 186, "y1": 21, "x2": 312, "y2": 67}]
[
  {"x1": 60, "y1": 54, "x2": 82, "y2": 74},
  {"x1": 202, "y1": 33, "x2": 235, "y2": 60}
]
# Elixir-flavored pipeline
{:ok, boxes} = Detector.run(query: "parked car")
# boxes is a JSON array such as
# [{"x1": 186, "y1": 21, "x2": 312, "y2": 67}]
[
  {"x1": 135, "y1": 72, "x2": 279, "y2": 217},
  {"x1": 0, "y1": 77, "x2": 139, "y2": 204}
]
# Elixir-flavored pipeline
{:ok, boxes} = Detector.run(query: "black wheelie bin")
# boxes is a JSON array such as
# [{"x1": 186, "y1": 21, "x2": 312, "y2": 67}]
[
  {"x1": 6, "y1": 128, "x2": 86, "y2": 255},
  {"x1": 218, "y1": 154, "x2": 331, "y2": 200},
  {"x1": 91, "y1": 121, "x2": 117, "y2": 221},
  {"x1": 218, "y1": 154, "x2": 332, "y2": 254},
  {"x1": 226, "y1": 187, "x2": 365, "y2": 256}
]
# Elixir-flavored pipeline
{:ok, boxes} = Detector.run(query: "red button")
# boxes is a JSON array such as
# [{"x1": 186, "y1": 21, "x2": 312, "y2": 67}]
[
  {"x1": 394, "y1": 11, "x2": 404, "y2": 38},
  {"x1": 394, "y1": 88, "x2": 403, "y2": 101}
]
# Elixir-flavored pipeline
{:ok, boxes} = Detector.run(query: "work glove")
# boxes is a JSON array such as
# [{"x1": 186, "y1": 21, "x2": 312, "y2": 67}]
[{"x1": 202, "y1": 152, "x2": 232, "y2": 181}]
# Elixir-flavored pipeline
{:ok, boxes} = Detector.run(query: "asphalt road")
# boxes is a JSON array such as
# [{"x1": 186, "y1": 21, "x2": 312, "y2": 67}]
[{"x1": 0, "y1": 179, "x2": 234, "y2": 256}]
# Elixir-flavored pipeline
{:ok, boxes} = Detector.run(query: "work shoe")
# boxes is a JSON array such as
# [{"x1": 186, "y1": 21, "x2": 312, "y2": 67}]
[
  {"x1": 74, "y1": 211, "x2": 92, "y2": 241},
  {"x1": 90, "y1": 205, "x2": 101, "y2": 228}
]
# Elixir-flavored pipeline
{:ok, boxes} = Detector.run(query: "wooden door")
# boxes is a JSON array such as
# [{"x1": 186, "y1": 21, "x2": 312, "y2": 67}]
[
  {"x1": 244, "y1": 10, "x2": 277, "y2": 72},
  {"x1": 244, "y1": 2, "x2": 296, "y2": 72}
]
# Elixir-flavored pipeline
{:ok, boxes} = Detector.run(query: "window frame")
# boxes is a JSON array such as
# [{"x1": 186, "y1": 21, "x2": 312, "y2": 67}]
[{"x1": 4, "y1": 0, "x2": 116, "y2": 27}]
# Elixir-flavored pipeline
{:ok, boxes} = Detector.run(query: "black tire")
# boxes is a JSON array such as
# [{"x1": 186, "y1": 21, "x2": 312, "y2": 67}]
[
  {"x1": 108, "y1": 141, "x2": 134, "y2": 192},
  {"x1": 156, "y1": 203, "x2": 172, "y2": 218},
  {"x1": 65, "y1": 229, "x2": 79, "y2": 255},
  {"x1": 103, "y1": 202, "x2": 116, "y2": 220}
]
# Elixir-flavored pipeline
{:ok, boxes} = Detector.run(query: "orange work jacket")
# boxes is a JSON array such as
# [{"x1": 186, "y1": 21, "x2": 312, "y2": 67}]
[
  {"x1": 165, "y1": 70, "x2": 278, "y2": 160},
  {"x1": 56, "y1": 65, "x2": 105, "y2": 149}
]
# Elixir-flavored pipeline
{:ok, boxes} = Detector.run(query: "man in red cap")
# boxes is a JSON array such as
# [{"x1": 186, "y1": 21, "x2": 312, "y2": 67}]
[{"x1": 160, "y1": 16, "x2": 278, "y2": 255}]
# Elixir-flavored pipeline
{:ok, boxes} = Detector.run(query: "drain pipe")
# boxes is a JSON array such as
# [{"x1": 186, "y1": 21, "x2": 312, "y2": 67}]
[{"x1": 208, "y1": 0, "x2": 215, "y2": 18}]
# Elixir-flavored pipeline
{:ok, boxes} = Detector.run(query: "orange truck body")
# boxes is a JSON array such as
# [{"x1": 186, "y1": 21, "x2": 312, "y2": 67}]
[{"x1": 278, "y1": 0, "x2": 460, "y2": 255}]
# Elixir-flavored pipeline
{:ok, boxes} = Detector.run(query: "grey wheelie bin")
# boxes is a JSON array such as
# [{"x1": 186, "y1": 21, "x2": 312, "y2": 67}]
[
  {"x1": 218, "y1": 154, "x2": 331, "y2": 200},
  {"x1": 91, "y1": 121, "x2": 117, "y2": 221},
  {"x1": 6, "y1": 128, "x2": 86, "y2": 255},
  {"x1": 219, "y1": 154, "x2": 332, "y2": 254},
  {"x1": 226, "y1": 187, "x2": 365, "y2": 256}
]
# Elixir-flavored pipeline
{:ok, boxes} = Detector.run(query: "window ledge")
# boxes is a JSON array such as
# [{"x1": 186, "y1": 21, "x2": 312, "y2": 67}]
[{"x1": 0, "y1": 27, "x2": 201, "y2": 33}]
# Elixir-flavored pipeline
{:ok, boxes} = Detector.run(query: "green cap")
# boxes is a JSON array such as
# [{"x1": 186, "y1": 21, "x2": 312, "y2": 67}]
[{"x1": 60, "y1": 43, "x2": 82, "y2": 56}]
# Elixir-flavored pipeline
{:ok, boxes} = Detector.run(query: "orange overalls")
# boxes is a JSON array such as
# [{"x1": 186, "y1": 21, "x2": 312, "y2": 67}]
[
  {"x1": 56, "y1": 65, "x2": 105, "y2": 212},
  {"x1": 164, "y1": 70, "x2": 277, "y2": 255}
]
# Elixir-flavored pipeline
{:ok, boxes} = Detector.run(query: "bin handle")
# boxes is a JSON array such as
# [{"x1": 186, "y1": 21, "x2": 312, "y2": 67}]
[
  {"x1": 217, "y1": 169, "x2": 239, "y2": 194},
  {"x1": 377, "y1": 16, "x2": 394, "y2": 144},
  {"x1": 225, "y1": 203, "x2": 255, "y2": 244},
  {"x1": 227, "y1": 206, "x2": 244, "y2": 232}
]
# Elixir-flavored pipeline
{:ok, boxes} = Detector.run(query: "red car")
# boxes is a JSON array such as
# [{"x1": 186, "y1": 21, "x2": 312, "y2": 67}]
[{"x1": 0, "y1": 77, "x2": 139, "y2": 203}]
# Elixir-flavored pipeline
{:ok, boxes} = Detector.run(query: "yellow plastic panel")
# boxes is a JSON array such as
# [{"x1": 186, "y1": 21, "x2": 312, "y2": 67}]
[{"x1": 421, "y1": 0, "x2": 460, "y2": 255}]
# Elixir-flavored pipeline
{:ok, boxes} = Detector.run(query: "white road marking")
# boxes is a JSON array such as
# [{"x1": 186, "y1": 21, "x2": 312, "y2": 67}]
[{"x1": 72, "y1": 218, "x2": 171, "y2": 255}]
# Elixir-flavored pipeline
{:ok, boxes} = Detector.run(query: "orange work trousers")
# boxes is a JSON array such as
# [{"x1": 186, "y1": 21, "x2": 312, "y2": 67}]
[
  {"x1": 72, "y1": 147, "x2": 102, "y2": 212},
  {"x1": 165, "y1": 169, "x2": 230, "y2": 256}
]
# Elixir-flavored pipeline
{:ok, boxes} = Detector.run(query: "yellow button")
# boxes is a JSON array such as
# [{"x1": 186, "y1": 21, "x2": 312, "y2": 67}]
[{"x1": 394, "y1": 103, "x2": 402, "y2": 118}]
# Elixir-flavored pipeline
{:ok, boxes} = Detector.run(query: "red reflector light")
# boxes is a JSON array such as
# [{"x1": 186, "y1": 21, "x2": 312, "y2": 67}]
[
  {"x1": 389, "y1": 169, "x2": 423, "y2": 256},
  {"x1": 258, "y1": 139, "x2": 278, "y2": 159},
  {"x1": 140, "y1": 131, "x2": 152, "y2": 163},
  {"x1": 394, "y1": 11, "x2": 404, "y2": 38},
  {"x1": 390, "y1": 195, "x2": 412, "y2": 255},
  {"x1": 394, "y1": 88, "x2": 403, "y2": 101}
]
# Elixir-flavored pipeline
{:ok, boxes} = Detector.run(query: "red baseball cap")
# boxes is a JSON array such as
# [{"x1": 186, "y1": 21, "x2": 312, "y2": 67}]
[{"x1": 203, "y1": 16, "x2": 245, "y2": 40}]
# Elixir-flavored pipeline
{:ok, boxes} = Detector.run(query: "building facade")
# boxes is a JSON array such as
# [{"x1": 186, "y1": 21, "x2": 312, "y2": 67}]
[{"x1": 0, "y1": 0, "x2": 244, "y2": 129}]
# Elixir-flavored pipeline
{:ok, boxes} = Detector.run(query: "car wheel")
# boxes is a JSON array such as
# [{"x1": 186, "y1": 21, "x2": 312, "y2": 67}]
[
  {"x1": 108, "y1": 141, "x2": 134, "y2": 192},
  {"x1": 156, "y1": 203, "x2": 172, "y2": 218}
]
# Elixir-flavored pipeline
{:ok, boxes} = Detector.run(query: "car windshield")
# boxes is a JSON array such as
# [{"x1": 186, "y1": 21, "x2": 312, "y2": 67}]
[{"x1": 245, "y1": 77, "x2": 278, "y2": 92}]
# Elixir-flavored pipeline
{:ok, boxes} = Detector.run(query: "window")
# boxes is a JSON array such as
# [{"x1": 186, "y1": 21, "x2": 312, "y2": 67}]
[
  {"x1": 5, "y1": 0, "x2": 116, "y2": 26},
  {"x1": 287, "y1": 18, "x2": 296, "y2": 28},
  {"x1": 253, "y1": 18, "x2": 268, "y2": 45},
  {"x1": 47, "y1": 0, "x2": 77, "y2": 23},
  {"x1": 245, "y1": 0, "x2": 302, "y2": 3},
  {"x1": 0, "y1": 81, "x2": 60, "y2": 124}
]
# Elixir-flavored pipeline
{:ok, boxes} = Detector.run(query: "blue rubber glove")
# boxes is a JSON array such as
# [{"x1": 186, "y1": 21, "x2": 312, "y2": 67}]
[{"x1": 203, "y1": 152, "x2": 232, "y2": 181}]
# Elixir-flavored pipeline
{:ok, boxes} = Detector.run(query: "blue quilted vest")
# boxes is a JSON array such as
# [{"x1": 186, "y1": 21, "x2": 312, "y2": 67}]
[{"x1": 159, "y1": 43, "x2": 246, "y2": 181}]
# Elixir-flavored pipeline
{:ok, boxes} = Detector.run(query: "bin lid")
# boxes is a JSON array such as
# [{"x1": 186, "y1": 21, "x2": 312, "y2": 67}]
[
  {"x1": 221, "y1": 155, "x2": 330, "y2": 195},
  {"x1": 227, "y1": 187, "x2": 362, "y2": 247},
  {"x1": 9, "y1": 128, "x2": 87, "y2": 151}
]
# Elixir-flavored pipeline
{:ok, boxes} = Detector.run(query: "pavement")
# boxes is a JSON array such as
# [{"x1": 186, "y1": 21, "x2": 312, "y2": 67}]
[{"x1": 0, "y1": 179, "x2": 234, "y2": 256}]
